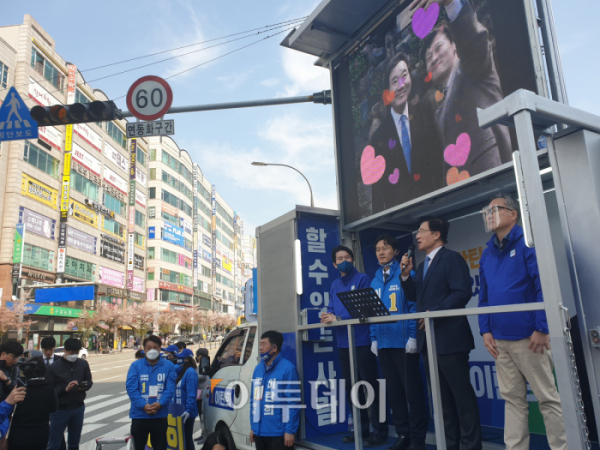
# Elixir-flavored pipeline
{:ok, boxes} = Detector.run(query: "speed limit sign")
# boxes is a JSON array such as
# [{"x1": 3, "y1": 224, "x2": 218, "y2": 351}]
[{"x1": 126, "y1": 76, "x2": 173, "y2": 121}]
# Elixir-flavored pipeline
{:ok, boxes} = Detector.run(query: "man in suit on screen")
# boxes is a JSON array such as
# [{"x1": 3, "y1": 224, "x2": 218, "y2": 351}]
[
  {"x1": 369, "y1": 53, "x2": 443, "y2": 214},
  {"x1": 400, "y1": 217, "x2": 482, "y2": 450}
]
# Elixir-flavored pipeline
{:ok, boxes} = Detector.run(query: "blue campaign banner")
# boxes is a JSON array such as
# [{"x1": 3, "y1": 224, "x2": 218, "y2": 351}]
[
  {"x1": 35, "y1": 286, "x2": 95, "y2": 303},
  {"x1": 149, "y1": 226, "x2": 156, "y2": 239},
  {"x1": 297, "y1": 213, "x2": 346, "y2": 437},
  {"x1": 163, "y1": 222, "x2": 184, "y2": 247}
]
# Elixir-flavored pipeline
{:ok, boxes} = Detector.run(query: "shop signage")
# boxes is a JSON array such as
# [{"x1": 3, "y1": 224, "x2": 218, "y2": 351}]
[
  {"x1": 85, "y1": 198, "x2": 115, "y2": 218},
  {"x1": 100, "y1": 239, "x2": 125, "y2": 264},
  {"x1": 74, "y1": 123, "x2": 102, "y2": 152},
  {"x1": 67, "y1": 226, "x2": 96, "y2": 254},
  {"x1": 129, "y1": 290, "x2": 144, "y2": 301},
  {"x1": 105, "y1": 141, "x2": 128, "y2": 173},
  {"x1": 21, "y1": 174, "x2": 57, "y2": 208},
  {"x1": 134, "y1": 254, "x2": 144, "y2": 270},
  {"x1": 159, "y1": 281, "x2": 193, "y2": 295},
  {"x1": 69, "y1": 199, "x2": 98, "y2": 226},
  {"x1": 103, "y1": 166, "x2": 128, "y2": 195},
  {"x1": 99, "y1": 266, "x2": 124, "y2": 288},
  {"x1": 72, "y1": 143, "x2": 102, "y2": 176},
  {"x1": 21, "y1": 267, "x2": 56, "y2": 283},
  {"x1": 135, "y1": 189, "x2": 146, "y2": 208},
  {"x1": 72, "y1": 161, "x2": 101, "y2": 185},
  {"x1": 102, "y1": 181, "x2": 125, "y2": 202}
]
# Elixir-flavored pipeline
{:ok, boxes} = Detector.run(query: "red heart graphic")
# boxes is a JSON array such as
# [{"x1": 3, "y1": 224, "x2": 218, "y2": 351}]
[
  {"x1": 435, "y1": 90, "x2": 445, "y2": 102},
  {"x1": 361, "y1": 145, "x2": 386, "y2": 185},
  {"x1": 446, "y1": 167, "x2": 470, "y2": 185},
  {"x1": 383, "y1": 89, "x2": 395, "y2": 106},
  {"x1": 413, "y1": 174, "x2": 421, "y2": 181},
  {"x1": 455, "y1": 114, "x2": 462, "y2": 122},
  {"x1": 444, "y1": 133, "x2": 471, "y2": 167},
  {"x1": 388, "y1": 168, "x2": 400, "y2": 185},
  {"x1": 424, "y1": 72, "x2": 432, "y2": 83}
]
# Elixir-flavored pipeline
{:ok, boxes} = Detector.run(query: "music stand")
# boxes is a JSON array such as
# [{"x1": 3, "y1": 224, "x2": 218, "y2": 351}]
[{"x1": 337, "y1": 288, "x2": 390, "y2": 322}]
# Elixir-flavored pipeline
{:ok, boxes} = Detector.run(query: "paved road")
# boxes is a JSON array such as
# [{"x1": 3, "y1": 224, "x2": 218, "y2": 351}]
[{"x1": 78, "y1": 345, "x2": 219, "y2": 450}]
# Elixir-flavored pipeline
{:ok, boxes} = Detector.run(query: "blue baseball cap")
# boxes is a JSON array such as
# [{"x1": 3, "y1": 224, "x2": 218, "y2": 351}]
[
  {"x1": 175, "y1": 348, "x2": 194, "y2": 359},
  {"x1": 162, "y1": 345, "x2": 179, "y2": 353}
]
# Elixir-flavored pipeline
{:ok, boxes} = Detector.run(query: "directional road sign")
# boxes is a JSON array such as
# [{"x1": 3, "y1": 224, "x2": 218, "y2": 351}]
[
  {"x1": 0, "y1": 86, "x2": 38, "y2": 142},
  {"x1": 126, "y1": 76, "x2": 173, "y2": 121},
  {"x1": 126, "y1": 119, "x2": 174, "y2": 138}
]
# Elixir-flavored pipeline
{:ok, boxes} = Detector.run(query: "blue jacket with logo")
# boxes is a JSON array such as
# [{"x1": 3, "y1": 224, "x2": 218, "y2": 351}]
[
  {"x1": 478, "y1": 224, "x2": 548, "y2": 340},
  {"x1": 370, "y1": 260, "x2": 417, "y2": 348},
  {"x1": 250, "y1": 353, "x2": 300, "y2": 437},
  {"x1": 173, "y1": 365, "x2": 199, "y2": 418},
  {"x1": 0, "y1": 401, "x2": 12, "y2": 438},
  {"x1": 328, "y1": 268, "x2": 372, "y2": 348},
  {"x1": 126, "y1": 357, "x2": 177, "y2": 419}
]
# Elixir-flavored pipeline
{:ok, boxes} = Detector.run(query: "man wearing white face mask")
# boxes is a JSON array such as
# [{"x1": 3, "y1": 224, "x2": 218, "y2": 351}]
[
  {"x1": 46, "y1": 338, "x2": 93, "y2": 450},
  {"x1": 126, "y1": 335, "x2": 177, "y2": 450}
]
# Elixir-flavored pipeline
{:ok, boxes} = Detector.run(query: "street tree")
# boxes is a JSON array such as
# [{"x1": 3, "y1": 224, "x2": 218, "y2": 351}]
[
  {"x1": 73, "y1": 310, "x2": 100, "y2": 347},
  {"x1": 0, "y1": 305, "x2": 17, "y2": 339}
]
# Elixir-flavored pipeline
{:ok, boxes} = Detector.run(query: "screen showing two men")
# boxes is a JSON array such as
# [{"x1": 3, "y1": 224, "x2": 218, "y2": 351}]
[{"x1": 333, "y1": 0, "x2": 539, "y2": 225}]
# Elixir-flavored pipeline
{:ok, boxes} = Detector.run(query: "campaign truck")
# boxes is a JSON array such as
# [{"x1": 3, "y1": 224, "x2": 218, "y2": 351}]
[{"x1": 203, "y1": 0, "x2": 600, "y2": 449}]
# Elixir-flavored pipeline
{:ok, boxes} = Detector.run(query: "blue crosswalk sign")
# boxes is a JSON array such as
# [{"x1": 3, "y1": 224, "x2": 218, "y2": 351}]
[{"x1": 0, "y1": 86, "x2": 38, "y2": 142}]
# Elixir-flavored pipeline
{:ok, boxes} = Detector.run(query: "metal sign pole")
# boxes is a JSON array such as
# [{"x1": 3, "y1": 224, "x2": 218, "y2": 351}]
[
  {"x1": 512, "y1": 109, "x2": 589, "y2": 449},
  {"x1": 424, "y1": 319, "x2": 446, "y2": 449},
  {"x1": 347, "y1": 324, "x2": 363, "y2": 450}
]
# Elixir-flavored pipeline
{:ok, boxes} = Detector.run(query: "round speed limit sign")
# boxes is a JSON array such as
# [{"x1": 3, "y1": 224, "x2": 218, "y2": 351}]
[{"x1": 126, "y1": 75, "x2": 173, "y2": 121}]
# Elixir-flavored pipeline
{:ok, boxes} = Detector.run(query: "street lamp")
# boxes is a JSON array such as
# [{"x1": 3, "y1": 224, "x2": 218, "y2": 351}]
[{"x1": 251, "y1": 162, "x2": 314, "y2": 207}]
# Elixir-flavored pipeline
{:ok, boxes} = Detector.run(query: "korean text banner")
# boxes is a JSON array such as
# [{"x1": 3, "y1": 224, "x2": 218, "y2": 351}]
[
  {"x1": 333, "y1": 0, "x2": 538, "y2": 225},
  {"x1": 21, "y1": 173, "x2": 58, "y2": 209},
  {"x1": 297, "y1": 213, "x2": 345, "y2": 437},
  {"x1": 19, "y1": 207, "x2": 55, "y2": 240},
  {"x1": 163, "y1": 222, "x2": 185, "y2": 247}
]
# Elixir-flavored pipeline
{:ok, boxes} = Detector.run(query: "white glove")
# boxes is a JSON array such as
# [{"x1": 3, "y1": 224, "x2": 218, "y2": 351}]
[
  {"x1": 406, "y1": 338, "x2": 417, "y2": 354},
  {"x1": 371, "y1": 341, "x2": 378, "y2": 356},
  {"x1": 181, "y1": 411, "x2": 190, "y2": 423}
]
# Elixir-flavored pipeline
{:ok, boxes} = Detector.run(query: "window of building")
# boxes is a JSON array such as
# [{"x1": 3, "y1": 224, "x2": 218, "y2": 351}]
[
  {"x1": 161, "y1": 211, "x2": 178, "y2": 227},
  {"x1": 134, "y1": 232, "x2": 145, "y2": 249},
  {"x1": 161, "y1": 248, "x2": 178, "y2": 265},
  {"x1": 161, "y1": 151, "x2": 179, "y2": 172},
  {"x1": 103, "y1": 192, "x2": 125, "y2": 216},
  {"x1": 184, "y1": 238, "x2": 192, "y2": 252},
  {"x1": 0, "y1": 61, "x2": 8, "y2": 89},
  {"x1": 137, "y1": 148, "x2": 147, "y2": 167},
  {"x1": 74, "y1": 89, "x2": 88, "y2": 104},
  {"x1": 148, "y1": 271, "x2": 154, "y2": 280},
  {"x1": 106, "y1": 121, "x2": 126, "y2": 149},
  {"x1": 201, "y1": 266, "x2": 211, "y2": 277},
  {"x1": 23, "y1": 141, "x2": 60, "y2": 179},
  {"x1": 22, "y1": 243, "x2": 53, "y2": 271},
  {"x1": 150, "y1": 148, "x2": 158, "y2": 161},
  {"x1": 149, "y1": 187, "x2": 156, "y2": 199},
  {"x1": 102, "y1": 216, "x2": 125, "y2": 238},
  {"x1": 71, "y1": 171, "x2": 99, "y2": 201},
  {"x1": 148, "y1": 247, "x2": 155, "y2": 259},
  {"x1": 150, "y1": 168, "x2": 156, "y2": 180},
  {"x1": 65, "y1": 256, "x2": 95, "y2": 281},
  {"x1": 135, "y1": 210, "x2": 145, "y2": 228},
  {"x1": 30, "y1": 48, "x2": 64, "y2": 91}
]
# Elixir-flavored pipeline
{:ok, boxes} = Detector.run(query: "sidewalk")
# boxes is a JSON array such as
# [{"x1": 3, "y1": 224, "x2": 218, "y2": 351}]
[{"x1": 87, "y1": 342, "x2": 220, "y2": 358}]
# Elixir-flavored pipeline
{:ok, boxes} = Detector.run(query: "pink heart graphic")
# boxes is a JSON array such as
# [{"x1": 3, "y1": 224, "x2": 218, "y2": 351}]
[
  {"x1": 412, "y1": 3, "x2": 440, "y2": 39},
  {"x1": 444, "y1": 133, "x2": 471, "y2": 167},
  {"x1": 388, "y1": 168, "x2": 400, "y2": 185},
  {"x1": 361, "y1": 145, "x2": 386, "y2": 185},
  {"x1": 388, "y1": 139, "x2": 397, "y2": 149}
]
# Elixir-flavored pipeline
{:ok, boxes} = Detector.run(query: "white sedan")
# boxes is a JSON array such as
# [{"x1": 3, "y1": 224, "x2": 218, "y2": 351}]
[{"x1": 54, "y1": 347, "x2": 89, "y2": 360}]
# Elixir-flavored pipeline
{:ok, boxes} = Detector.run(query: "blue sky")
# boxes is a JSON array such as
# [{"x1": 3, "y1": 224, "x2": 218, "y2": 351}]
[{"x1": 2, "y1": 0, "x2": 598, "y2": 234}]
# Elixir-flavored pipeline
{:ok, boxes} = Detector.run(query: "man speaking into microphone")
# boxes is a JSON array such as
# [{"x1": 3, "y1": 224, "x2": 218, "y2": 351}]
[{"x1": 400, "y1": 217, "x2": 482, "y2": 450}]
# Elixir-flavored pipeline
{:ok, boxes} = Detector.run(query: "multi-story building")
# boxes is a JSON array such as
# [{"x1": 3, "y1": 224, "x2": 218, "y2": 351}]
[
  {"x1": 0, "y1": 15, "x2": 251, "y2": 346},
  {"x1": 147, "y1": 136, "x2": 194, "y2": 313},
  {"x1": 241, "y1": 234, "x2": 256, "y2": 281},
  {"x1": 0, "y1": 15, "x2": 149, "y2": 347}
]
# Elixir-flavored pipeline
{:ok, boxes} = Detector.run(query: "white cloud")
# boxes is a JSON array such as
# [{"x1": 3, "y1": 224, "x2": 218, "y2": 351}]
[
  {"x1": 279, "y1": 49, "x2": 330, "y2": 97},
  {"x1": 217, "y1": 71, "x2": 253, "y2": 90},
  {"x1": 260, "y1": 78, "x2": 280, "y2": 87}
]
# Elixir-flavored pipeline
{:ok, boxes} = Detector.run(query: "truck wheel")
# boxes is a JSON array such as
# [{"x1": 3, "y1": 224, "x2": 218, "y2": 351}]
[{"x1": 216, "y1": 423, "x2": 236, "y2": 450}]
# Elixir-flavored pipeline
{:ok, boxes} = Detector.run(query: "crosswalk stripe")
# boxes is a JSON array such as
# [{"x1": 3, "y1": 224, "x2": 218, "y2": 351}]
[
  {"x1": 85, "y1": 403, "x2": 131, "y2": 423},
  {"x1": 84, "y1": 395, "x2": 113, "y2": 405},
  {"x1": 116, "y1": 416, "x2": 131, "y2": 423},
  {"x1": 80, "y1": 423, "x2": 106, "y2": 437},
  {"x1": 85, "y1": 395, "x2": 129, "y2": 413}
]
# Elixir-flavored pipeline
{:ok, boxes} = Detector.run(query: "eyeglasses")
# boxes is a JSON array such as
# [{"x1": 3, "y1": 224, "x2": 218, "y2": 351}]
[
  {"x1": 482, "y1": 205, "x2": 514, "y2": 216},
  {"x1": 416, "y1": 228, "x2": 431, "y2": 235}
]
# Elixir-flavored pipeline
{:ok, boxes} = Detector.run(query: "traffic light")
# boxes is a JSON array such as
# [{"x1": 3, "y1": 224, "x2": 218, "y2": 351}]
[{"x1": 30, "y1": 101, "x2": 123, "y2": 127}]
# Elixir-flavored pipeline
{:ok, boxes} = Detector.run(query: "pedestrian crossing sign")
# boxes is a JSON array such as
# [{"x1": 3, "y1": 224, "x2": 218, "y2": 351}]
[{"x1": 0, "y1": 86, "x2": 38, "y2": 142}]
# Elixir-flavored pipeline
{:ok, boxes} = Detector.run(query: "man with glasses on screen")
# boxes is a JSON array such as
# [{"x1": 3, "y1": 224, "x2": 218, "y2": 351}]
[{"x1": 478, "y1": 193, "x2": 567, "y2": 450}]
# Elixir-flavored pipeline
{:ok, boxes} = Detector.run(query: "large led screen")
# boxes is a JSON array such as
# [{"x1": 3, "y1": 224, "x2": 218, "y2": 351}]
[{"x1": 333, "y1": 0, "x2": 540, "y2": 225}]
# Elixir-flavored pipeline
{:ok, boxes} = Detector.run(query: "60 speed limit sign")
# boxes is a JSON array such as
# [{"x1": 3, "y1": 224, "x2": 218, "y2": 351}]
[{"x1": 126, "y1": 76, "x2": 173, "y2": 121}]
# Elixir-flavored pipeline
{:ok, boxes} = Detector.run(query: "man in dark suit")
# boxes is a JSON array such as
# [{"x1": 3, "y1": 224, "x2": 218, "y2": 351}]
[
  {"x1": 370, "y1": 53, "x2": 443, "y2": 214},
  {"x1": 42, "y1": 337, "x2": 61, "y2": 367},
  {"x1": 414, "y1": 0, "x2": 512, "y2": 181},
  {"x1": 400, "y1": 217, "x2": 482, "y2": 450}
]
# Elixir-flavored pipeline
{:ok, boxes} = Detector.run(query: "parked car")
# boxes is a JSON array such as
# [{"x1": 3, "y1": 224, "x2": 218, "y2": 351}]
[{"x1": 54, "y1": 347, "x2": 89, "y2": 360}]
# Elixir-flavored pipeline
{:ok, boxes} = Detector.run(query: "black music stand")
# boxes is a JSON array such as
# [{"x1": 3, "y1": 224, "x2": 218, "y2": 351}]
[{"x1": 337, "y1": 287, "x2": 390, "y2": 323}]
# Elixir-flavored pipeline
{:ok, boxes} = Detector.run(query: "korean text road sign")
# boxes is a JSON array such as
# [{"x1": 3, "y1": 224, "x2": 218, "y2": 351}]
[
  {"x1": 126, "y1": 75, "x2": 173, "y2": 121},
  {"x1": 126, "y1": 119, "x2": 174, "y2": 138},
  {"x1": 0, "y1": 87, "x2": 38, "y2": 141}
]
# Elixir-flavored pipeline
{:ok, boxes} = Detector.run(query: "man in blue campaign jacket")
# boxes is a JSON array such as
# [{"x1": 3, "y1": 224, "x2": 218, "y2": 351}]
[
  {"x1": 371, "y1": 235, "x2": 428, "y2": 450},
  {"x1": 479, "y1": 193, "x2": 566, "y2": 450},
  {"x1": 126, "y1": 335, "x2": 177, "y2": 450},
  {"x1": 320, "y1": 245, "x2": 388, "y2": 447},
  {"x1": 250, "y1": 330, "x2": 300, "y2": 450}
]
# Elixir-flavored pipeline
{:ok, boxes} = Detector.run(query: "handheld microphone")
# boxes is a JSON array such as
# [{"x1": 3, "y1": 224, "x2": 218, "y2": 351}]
[{"x1": 402, "y1": 244, "x2": 415, "y2": 270}]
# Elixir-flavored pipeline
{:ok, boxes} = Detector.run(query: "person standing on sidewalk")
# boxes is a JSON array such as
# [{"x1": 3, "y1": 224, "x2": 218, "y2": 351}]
[
  {"x1": 478, "y1": 193, "x2": 567, "y2": 450},
  {"x1": 126, "y1": 335, "x2": 177, "y2": 450},
  {"x1": 46, "y1": 338, "x2": 93, "y2": 450}
]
